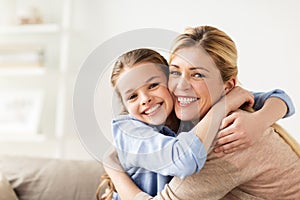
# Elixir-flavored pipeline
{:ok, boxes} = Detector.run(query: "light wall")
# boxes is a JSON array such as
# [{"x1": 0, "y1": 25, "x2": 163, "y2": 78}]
[
  {"x1": 2, "y1": 0, "x2": 298, "y2": 160},
  {"x1": 68, "y1": 0, "x2": 300, "y2": 148}
]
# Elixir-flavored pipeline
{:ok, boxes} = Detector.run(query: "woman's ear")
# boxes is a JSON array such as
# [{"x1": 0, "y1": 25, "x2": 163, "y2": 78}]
[{"x1": 224, "y1": 77, "x2": 236, "y2": 94}]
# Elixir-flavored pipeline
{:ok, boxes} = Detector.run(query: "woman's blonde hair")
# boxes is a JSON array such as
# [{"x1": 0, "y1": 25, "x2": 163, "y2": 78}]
[
  {"x1": 171, "y1": 26, "x2": 300, "y2": 159},
  {"x1": 170, "y1": 25, "x2": 238, "y2": 82}
]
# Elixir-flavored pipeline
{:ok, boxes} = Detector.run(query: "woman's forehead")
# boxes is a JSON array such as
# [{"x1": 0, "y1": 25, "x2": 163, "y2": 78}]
[{"x1": 170, "y1": 47, "x2": 218, "y2": 72}]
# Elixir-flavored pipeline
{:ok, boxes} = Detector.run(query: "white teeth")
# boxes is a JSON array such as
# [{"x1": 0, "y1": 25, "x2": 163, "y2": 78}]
[
  {"x1": 178, "y1": 97, "x2": 197, "y2": 105},
  {"x1": 145, "y1": 104, "x2": 161, "y2": 114}
]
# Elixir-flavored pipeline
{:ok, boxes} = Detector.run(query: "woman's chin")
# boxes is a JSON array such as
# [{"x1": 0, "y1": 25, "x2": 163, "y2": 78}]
[
  {"x1": 175, "y1": 107, "x2": 199, "y2": 122},
  {"x1": 175, "y1": 111, "x2": 197, "y2": 121}
]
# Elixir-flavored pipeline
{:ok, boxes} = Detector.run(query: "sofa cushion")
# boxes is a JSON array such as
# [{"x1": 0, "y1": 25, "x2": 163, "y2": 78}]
[
  {"x1": 0, "y1": 155, "x2": 105, "y2": 200},
  {"x1": 0, "y1": 172, "x2": 18, "y2": 200}
]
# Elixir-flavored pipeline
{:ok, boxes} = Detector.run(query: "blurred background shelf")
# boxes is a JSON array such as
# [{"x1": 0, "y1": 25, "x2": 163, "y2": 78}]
[
  {"x1": 0, "y1": 133, "x2": 46, "y2": 142},
  {"x1": 0, "y1": 23, "x2": 60, "y2": 34},
  {"x1": 0, "y1": 0, "x2": 78, "y2": 159},
  {"x1": 0, "y1": 67, "x2": 46, "y2": 76},
  {"x1": 0, "y1": 0, "x2": 298, "y2": 161}
]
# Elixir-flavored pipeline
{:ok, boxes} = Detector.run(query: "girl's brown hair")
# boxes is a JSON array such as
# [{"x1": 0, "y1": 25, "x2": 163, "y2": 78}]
[
  {"x1": 96, "y1": 48, "x2": 168, "y2": 200},
  {"x1": 111, "y1": 48, "x2": 169, "y2": 115}
]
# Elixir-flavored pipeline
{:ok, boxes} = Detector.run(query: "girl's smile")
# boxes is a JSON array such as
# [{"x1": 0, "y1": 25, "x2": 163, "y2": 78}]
[{"x1": 116, "y1": 62, "x2": 174, "y2": 125}]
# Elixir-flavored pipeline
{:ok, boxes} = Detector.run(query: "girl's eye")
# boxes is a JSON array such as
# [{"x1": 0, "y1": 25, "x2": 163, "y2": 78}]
[
  {"x1": 149, "y1": 83, "x2": 159, "y2": 89},
  {"x1": 193, "y1": 73, "x2": 205, "y2": 78},
  {"x1": 128, "y1": 93, "x2": 137, "y2": 101},
  {"x1": 170, "y1": 71, "x2": 181, "y2": 76}
]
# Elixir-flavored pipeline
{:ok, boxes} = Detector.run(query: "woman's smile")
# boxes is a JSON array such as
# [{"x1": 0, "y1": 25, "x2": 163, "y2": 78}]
[
  {"x1": 176, "y1": 96, "x2": 199, "y2": 106},
  {"x1": 168, "y1": 47, "x2": 224, "y2": 121}
]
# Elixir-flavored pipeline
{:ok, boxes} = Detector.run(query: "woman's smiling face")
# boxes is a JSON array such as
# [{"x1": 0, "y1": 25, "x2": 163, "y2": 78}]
[{"x1": 168, "y1": 47, "x2": 226, "y2": 122}]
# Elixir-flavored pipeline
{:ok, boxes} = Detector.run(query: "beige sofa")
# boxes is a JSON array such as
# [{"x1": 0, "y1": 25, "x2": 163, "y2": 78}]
[{"x1": 0, "y1": 155, "x2": 105, "y2": 200}]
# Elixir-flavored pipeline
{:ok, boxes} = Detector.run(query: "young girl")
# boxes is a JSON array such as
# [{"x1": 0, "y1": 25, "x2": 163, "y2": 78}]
[{"x1": 98, "y1": 48, "x2": 294, "y2": 200}]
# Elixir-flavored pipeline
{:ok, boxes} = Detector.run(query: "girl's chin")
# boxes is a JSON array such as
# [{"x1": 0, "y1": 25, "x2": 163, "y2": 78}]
[
  {"x1": 147, "y1": 118, "x2": 166, "y2": 126},
  {"x1": 145, "y1": 112, "x2": 168, "y2": 125}
]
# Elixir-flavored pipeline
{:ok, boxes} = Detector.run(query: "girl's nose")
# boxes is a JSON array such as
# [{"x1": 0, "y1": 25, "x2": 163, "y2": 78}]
[{"x1": 141, "y1": 93, "x2": 152, "y2": 105}]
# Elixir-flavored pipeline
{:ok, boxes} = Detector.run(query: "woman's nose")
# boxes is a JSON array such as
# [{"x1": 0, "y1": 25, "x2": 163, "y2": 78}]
[{"x1": 176, "y1": 76, "x2": 191, "y2": 90}]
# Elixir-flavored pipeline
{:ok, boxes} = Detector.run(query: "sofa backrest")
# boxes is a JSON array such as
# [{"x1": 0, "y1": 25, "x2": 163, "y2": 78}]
[{"x1": 0, "y1": 155, "x2": 105, "y2": 200}]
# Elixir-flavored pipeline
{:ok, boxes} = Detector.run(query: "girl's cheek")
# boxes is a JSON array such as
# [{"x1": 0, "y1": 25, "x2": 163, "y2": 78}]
[{"x1": 167, "y1": 80, "x2": 176, "y2": 92}]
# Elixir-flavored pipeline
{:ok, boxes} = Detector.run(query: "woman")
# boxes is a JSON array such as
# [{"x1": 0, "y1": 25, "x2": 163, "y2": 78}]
[
  {"x1": 103, "y1": 26, "x2": 299, "y2": 199},
  {"x1": 106, "y1": 48, "x2": 256, "y2": 199}
]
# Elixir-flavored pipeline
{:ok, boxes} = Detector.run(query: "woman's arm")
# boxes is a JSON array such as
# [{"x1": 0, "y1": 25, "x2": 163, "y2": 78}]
[
  {"x1": 111, "y1": 147, "x2": 255, "y2": 199},
  {"x1": 103, "y1": 148, "x2": 142, "y2": 200},
  {"x1": 214, "y1": 89, "x2": 294, "y2": 153}
]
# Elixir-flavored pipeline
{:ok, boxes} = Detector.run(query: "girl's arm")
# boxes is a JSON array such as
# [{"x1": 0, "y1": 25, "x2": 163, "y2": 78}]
[
  {"x1": 113, "y1": 115, "x2": 207, "y2": 178},
  {"x1": 214, "y1": 89, "x2": 295, "y2": 153},
  {"x1": 114, "y1": 87, "x2": 253, "y2": 177},
  {"x1": 253, "y1": 89, "x2": 295, "y2": 118},
  {"x1": 104, "y1": 87, "x2": 254, "y2": 200}
]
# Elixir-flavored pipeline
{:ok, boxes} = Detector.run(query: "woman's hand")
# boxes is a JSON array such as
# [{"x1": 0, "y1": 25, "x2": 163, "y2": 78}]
[
  {"x1": 214, "y1": 95, "x2": 288, "y2": 154},
  {"x1": 213, "y1": 109, "x2": 265, "y2": 153}
]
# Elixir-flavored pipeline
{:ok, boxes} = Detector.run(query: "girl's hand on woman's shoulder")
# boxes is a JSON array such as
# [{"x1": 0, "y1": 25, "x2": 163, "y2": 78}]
[{"x1": 224, "y1": 86, "x2": 254, "y2": 114}]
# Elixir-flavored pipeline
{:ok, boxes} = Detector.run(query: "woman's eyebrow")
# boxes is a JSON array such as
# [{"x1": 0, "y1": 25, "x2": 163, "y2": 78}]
[
  {"x1": 170, "y1": 64, "x2": 209, "y2": 72},
  {"x1": 169, "y1": 64, "x2": 179, "y2": 68},
  {"x1": 190, "y1": 67, "x2": 210, "y2": 72}
]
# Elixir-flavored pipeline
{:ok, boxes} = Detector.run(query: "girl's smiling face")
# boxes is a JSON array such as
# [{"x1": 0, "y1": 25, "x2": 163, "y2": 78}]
[
  {"x1": 168, "y1": 47, "x2": 227, "y2": 122},
  {"x1": 117, "y1": 62, "x2": 174, "y2": 125}
]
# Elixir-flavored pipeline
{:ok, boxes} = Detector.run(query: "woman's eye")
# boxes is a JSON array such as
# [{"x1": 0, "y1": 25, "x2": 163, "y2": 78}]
[
  {"x1": 149, "y1": 83, "x2": 159, "y2": 89},
  {"x1": 193, "y1": 73, "x2": 205, "y2": 78},
  {"x1": 170, "y1": 71, "x2": 181, "y2": 76}
]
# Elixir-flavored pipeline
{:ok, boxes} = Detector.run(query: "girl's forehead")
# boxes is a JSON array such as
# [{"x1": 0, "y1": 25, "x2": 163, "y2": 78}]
[{"x1": 117, "y1": 63, "x2": 167, "y2": 95}]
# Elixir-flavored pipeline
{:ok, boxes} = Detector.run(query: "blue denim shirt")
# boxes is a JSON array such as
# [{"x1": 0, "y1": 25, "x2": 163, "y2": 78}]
[
  {"x1": 112, "y1": 116, "x2": 206, "y2": 198},
  {"x1": 253, "y1": 89, "x2": 295, "y2": 117}
]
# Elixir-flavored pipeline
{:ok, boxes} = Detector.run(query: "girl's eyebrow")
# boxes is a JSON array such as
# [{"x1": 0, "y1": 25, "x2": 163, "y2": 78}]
[
  {"x1": 124, "y1": 76, "x2": 161, "y2": 95},
  {"x1": 170, "y1": 64, "x2": 210, "y2": 72},
  {"x1": 145, "y1": 75, "x2": 161, "y2": 83}
]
